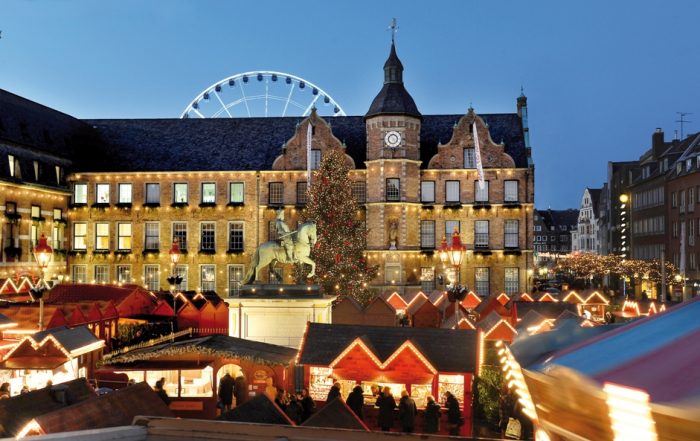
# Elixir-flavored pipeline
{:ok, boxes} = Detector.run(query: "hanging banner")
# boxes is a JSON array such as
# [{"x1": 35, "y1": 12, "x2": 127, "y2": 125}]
[
  {"x1": 473, "y1": 121, "x2": 485, "y2": 191},
  {"x1": 307, "y1": 122, "x2": 313, "y2": 190}
]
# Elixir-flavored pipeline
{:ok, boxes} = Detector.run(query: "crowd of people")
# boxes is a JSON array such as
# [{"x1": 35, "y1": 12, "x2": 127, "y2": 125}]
[{"x1": 326, "y1": 382, "x2": 463, "y2": 435}]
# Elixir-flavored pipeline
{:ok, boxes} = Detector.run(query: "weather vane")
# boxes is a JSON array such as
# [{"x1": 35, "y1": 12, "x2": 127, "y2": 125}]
[{"x1": 388, "y1": 18, "x2": 398, "y2": 43}]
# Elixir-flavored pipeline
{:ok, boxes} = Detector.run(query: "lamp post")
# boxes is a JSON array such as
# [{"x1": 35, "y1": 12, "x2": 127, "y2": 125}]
[
  {"x1": 31, "y1": 234, "x2": 53, "y2": 331},
  {"x1": 440, "y1": 229, "x2": 467, "y2": 318},
  {"x1": 166, "y1": 240, "x2": 183, "y2": 337}
]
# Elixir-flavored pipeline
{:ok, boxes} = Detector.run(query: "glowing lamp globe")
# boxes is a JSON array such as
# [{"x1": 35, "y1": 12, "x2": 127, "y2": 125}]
[
  {"x1": 448, "y1": 230, "x2": 466, "y2": 267},
  {"x1": 169, "y1": 240, "x2": 182, "y2": 265},
  {"x1": 33, "y1": 234, "x2": 53, "y2": 270}
]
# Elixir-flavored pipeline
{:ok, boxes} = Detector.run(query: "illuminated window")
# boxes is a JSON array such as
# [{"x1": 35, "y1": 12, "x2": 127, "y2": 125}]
[
  {"x1": 229, "y1": 182, "x2": 244, "y2": 204},
  {"x1": 386, "y1": 178, "x2": 400, "y2": 202},
  {"x1": 309, "y1": 367, "x2": 334, "y2": 401},
  {"x1": 94, "y1": 265, "x2": 109, "y2": 283},
  {"x1": 464, "y1": 148, "x2": 475, "y2": 168},
  {"x1": 173, "y1": 265, "x2": 188, "y2": 291},
  {"x1": 145, "y1": 222, "x2": 160, "y2": 250},
  {"x1": 172, "y1": 222, "x2": 187, "y2": 250},
  {"x1": 180, "y1": 368, "x2": 214, "y2": 397},
  {"x1": 116, "y1": 265, "x2": 131, "y2": 283},
  {"x1": 420, "y1": 220, "x2": 435, "y2": 249},
  {"x1": 73, "y1": 223, "x2": 87, "y2": 250},
  {"x1": 268, "y1": 221, "x2": 278, "y2": 241},
  {"x1": 117, "y1": 223, "x2": 132, "y2": 250},
  {"x1": 144, "y1": 265, "x2": 160, "y2": 291},
  {"x1": 445, "y1": 181, "x2": 460, "y2": 203},
  {"x1": 505, "y1": 220, "x2": 519, "y2": 248},
  {"x1": 228, "y1": 265, "x2": 244, "y2": 297},
  {"x1": 296, "y1": 182, "x2": 308, "y2": 205},
  {"x1": 421, "y1": 267, "x2": 436, "y2": 293},
  {"x1": 421, "y1": 181, "x2": 435, "y2": 203},
  {"x1": 505, "y1": 268, "x2": 519, "y2": 295},
  {"x1": 445, "y1": 220, "x2": 460, "y2": 237},
  {"x1": 352, "y1": 181, "x2": 366, "y2": 203},
  {"x1": 201, "y1": 183, "x2": 216, "y2": 204},
  {"x1": 310, "y1": 150, "x2": 321, "y2": 170},
  {"x1": 200, "y1": 222, "x2": 216, "y2": 251},
  {"x1": 95, "y1": 223, "x2": 110, "y2": 250},
  {"x1": 269, "y1": 182, "x2": 283, "y2": 205},
  {"x1": 53, "y1": 208, "x2": 62, "y2": 221},
  {"x1": 73, "y1": 183, "x2": 87, "y2": 204},
  {"x1": 475, "y1": 268, "x2": 489, "y2": 296},
  {"x1": 173, "y1": 183, "x2": 188, "y2": 203},
  {"x1": 145, "y1": 183, "x2": 160, "y2": 204},
  {"x1": 385, "y1": 263, "x2": 401, "y2": 284},
  {"x1": 475, "y1": 220, "x2": 489, "y2": 248},
  {"x1": 439, "y1": 374, "x2": 465, "y2": 405},
  {"x1": 95, "y1": 184, "x2": 110, "y2": 204},
  {"x1": 71, "y1": 265, "x2": 87, "y2": 283},
  {"x1": 228, "y1": 222, "x2": 244, "y2": 252},
  {"x1": 504, "y1": 180, "x2": 519, "y2": 202},
  {"x1": 118, "y1": 183, "x2": 132, "y2": 204},
  {"x1": 200, "y1": 264, "x2": 216, "y2": 291},
  {"x1": 52, "y1": 224, "x2": 63, "y2": 250},
  {"x1": 31, "y1": 205, "x2": 41, "y2": 219},
  {"x1": 475, "y1": 181, "x2": 489, "y2": 202}
]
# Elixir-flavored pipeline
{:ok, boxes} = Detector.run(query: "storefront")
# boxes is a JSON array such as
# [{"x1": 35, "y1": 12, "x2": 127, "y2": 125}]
[
  {"x1": 298, "y1": 323, "x2": 481, "y2": 436},
  {"x1": 97, "y1": 334, "x2": 297, "y2": 419}
]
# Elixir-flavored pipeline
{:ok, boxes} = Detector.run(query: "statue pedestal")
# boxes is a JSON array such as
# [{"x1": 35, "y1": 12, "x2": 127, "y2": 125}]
[
  {"x1": 228, "y1": 284, "x2": 335, "y2": 348},
  {"x1": 239, "y1": 284, "x2": 322, "y2": 297}
]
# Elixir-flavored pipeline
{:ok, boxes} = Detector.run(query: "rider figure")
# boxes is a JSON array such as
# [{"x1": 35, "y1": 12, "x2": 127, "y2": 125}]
[{"x1": 275, "y1": 209, "x2": 295, "y2": 262}]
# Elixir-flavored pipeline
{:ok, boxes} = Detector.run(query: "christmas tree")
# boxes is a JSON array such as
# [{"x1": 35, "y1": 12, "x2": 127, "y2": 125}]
[{"x1": 298, "y1": 146, "x2": 378, "y2": 304}]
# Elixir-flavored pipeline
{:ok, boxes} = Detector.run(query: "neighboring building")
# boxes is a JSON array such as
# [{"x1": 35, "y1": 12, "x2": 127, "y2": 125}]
[
  {"x1": 629, "y1": 129, "x2": 684, "y2": 262},
  {"x1": 665, "y1": 132, "x2": 700, "y2": 296},
  {"x1": 533, "y1": 208, "x2": 579, "y2": 260},
  {"x1": 0, "y1": 40, "x2": 534, "y2": 298},
  {"x1": 571, "y1": 188, "x2": 602, "y2": 253},
  {"x1": 598, "y1": 161, "x2": 639, "y2": 256}
]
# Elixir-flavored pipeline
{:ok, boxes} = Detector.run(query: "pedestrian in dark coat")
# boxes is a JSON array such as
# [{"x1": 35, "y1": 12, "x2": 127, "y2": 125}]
[
  {"x1": 346, "y1": 385, "x2": 365, "y2": 420},
  {"x1": 398, "y1": 390, "x2": 417, "y2": 433},
  {"x1": 234, "y1": 375, "x2": 247, "y2": 406},
  {"x1": 299, "y1": 388, "x2": 315, "y2": 422},
  {"x1": 285, "y1": 393, "x2": 303, "y2": 425},
  {"x1": 154, "y1": 379, "x2": 170, "y2": 405},
  {"x1": 376, "y1": 386, "x2": 396, "y2": 431},
  {"x1": 445, "y1": 391, "x2": 462, "y2": 436},
  {"x1": 217, "y1": 373, "x2": 235, "y2": 412},
  {"x1": 423, "y1": 395, "x2": 441, "y2": 434},
  {"x1": 326, "y1": 382, "x2": 341, "y2": 402}
]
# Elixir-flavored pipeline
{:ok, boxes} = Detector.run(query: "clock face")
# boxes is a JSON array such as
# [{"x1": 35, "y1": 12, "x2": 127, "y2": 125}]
[{"x1": 384, "y1": 131, "x2": 402, "y2": 148}]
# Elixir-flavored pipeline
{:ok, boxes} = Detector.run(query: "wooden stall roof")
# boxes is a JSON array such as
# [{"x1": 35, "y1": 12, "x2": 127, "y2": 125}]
[
  {"x1": 515, "y1": 310, "x2": 547, "y2": 331},
  {"x1": 298, "y1": 323, "x2": 478, "y2": 373},
  {"x1": 0, "y1": 313, "x2": 17, "y2": 328},
  {"x1": 32, "y1": 326, "x2": 104, "y2": 354},
  {"x1": 442, "y1": 309, "x2": 476, "y2": 330},
  {"x1": 32, "y1": 382, "x2": 173, "y2": 435},
  {"x1": 218, "y1": 394, "x2": 293, "y2": 425},
  {"x1": 0, "y1": 326, "x2": 104, "y2": 369},
  {"x1": 104, "y1": 334, "x2": 297, "y2": 367},
  {"x1": 46, "y1": 284, "x2": 153, "y2": 305},
  {"x1": 511, "y1": 301, "x2": 578, "y2": 320},
  {"x1": 301, "y1": 397, "x2": 369, "y2": 431},
  {"x1": 0, "y1": 378, "x2": 96, "y2": 437}
]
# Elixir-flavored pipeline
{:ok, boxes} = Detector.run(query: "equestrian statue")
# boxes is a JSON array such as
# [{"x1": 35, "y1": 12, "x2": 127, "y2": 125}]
[{"x1": 243, "y1": 209, "x2": 317, "y2": 284}]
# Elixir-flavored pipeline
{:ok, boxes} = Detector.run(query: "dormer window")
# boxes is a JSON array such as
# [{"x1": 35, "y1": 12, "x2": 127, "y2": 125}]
[
  {"x1": 687, "y1": 159, "x2": 693, "y2": 171},
  {"x1": 33, "y1": 161, "x2": 40, "y2": 181},
  {"x1": 55, "y1": 166, "x2": 63, "y2": 185},
  {"x1": 677, "y1": 163, "x2": 683, "y2": 174},
  {"x1": 7, "y1": 155, "x2": 20, "y2": 178}
]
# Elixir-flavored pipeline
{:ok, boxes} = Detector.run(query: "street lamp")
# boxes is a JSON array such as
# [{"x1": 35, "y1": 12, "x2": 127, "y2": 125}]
[
  {"x1": 31, "y1": 234, "x2": 53, "y2": 331},
  {"x1": 441, "y1": 229, "x2": 468, "y2": 317},
  {"x1": 166, "y1": 240, "x2": 183, "y2": 337}
]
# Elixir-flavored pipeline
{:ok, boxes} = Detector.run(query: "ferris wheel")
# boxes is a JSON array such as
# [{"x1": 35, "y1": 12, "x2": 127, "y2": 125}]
[{"x1": 181, "y1": 71, "x2": 346, "y2": 118}]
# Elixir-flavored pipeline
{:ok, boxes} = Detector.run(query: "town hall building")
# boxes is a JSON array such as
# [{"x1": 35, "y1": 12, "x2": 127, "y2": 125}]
[{"x1": 0, "y1": 41, "x2": 534, "y2": 299}]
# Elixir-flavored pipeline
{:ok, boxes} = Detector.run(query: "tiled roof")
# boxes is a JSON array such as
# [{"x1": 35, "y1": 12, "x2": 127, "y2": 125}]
[
  {"x1": 77, "y1": 113, "x2": 527, "y2": 173},
  {"x1": 33, "y1": 382, "x2": 173, "y2": 435},
  {"x1": 0, "y1": 378, "x2": 95, "y2": 437},
  {"x1": 298, "y1": 322, "x2": 478, "y2": 373},
  {"x1": 536, "y1": 209, "x2": 579, "y2": 230},
  {"x1": 31, "y1": 325, "x2": 103, "y2": 353}
]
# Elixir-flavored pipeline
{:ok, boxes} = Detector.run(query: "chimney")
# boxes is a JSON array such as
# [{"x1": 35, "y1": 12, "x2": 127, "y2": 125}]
[{"x1": 652, "y1": 128, "x2": 665, "y2": 157}]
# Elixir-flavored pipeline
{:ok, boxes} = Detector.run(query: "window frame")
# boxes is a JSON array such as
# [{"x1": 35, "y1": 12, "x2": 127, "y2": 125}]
[
  {"x1": 228, "y1": 222, "x2": 244, "y2": 252},
  {"x1": 351, "y1": 181, "x2": 367, "y2": 204},
  {"x1": 117, "y1": 222, "x2": 133, "y2": 251},
  {"x1": 464, "y1": 148, "x2": 476, "y2": 169},
  {"x1": 504, "y1": 180, "x2": 519, "y2": 203},
  {"x1": 228, "y1": 264, "x2": 244, "y2": 297},
  {"x1": 172, "y1": 221, "x2": 188, "y2": 251},
  {"x1": 173, "y1": 183, "x2": 189, "y2": 204},
  {"x1": 73, "y1": 183, "x2": 88, "y2": 205},
  {"x1": 95, "y1": 183, "x2": 110, "y2": 204},
  {"x1": 505, "y1": 220, "x2": 519, "y2": 248},
  {"x1": 201, "y1": 182, "x2": 216, "y2": 204},
  {"x1": 474, "y1": 220, "x2": 489, "y2": 248},
  {"x1": 386, "y1": 178, "x2": 400, "y2": 202},
  {"x1": 118, "y1": 183, "x2": 133, "y2": 204},
  {"x1": 229, "y1": 182, "x2": 244, "y2": 205},
  {"x1": 200, "y1": 264, "x2": 216, "y2": 291},
  {"x1": 420, "y1": 220, "x2": 436, "y2": 249},
  {"x1": 474, "y1": 181, "x2": 490, "y2": 203},
  {"x1": 296, "y1": 182, "x2": 308, "y2": 205},
  {"x1": 145, "y1": 183, "x2": 161, "y2": 205},
  {"x1": 95, "y1": 222, "x2": 110, "y2": 251},
  {"x1": 420, "y1": 181, "x2": 435, "y2": 203},
  {"x1": 72, "y1": 223, "x2": 87, "y2": 250},
  {"x1": 144, "y1": 222, "x2": 160, "y2": 251},
  {"x1": 143, "y1": 265, "x2": 160, "y2": 291},
  {"x1": 200, "y1": 222, "x2": 216, "y2": 252},
  {"x1": 268, "y1": 182, "x2": 284, "y2": 205},
  {"x1": 445, "y1": 180, "x2": 460, "y2": 203}
]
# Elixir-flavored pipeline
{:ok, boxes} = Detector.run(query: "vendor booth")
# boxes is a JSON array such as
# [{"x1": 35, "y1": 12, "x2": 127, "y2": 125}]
[
  {"x1": 97, "y1": 334, "x2": 297, "y2": 419},
  {"x1": 297, "y1": 322, "x2": 481, "y2": 436}
]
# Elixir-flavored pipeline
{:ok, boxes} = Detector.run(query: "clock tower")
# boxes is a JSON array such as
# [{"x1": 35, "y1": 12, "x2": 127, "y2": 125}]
[{"x1": 364, "y1": 40, "x2": 423, "y2": 256}]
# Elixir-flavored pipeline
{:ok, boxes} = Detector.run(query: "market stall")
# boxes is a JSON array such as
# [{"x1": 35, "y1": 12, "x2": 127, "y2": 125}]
[
  {"x1": 297, "y1": 322, "x2": 480, "y2": 436},
  {"x1": 97, "y1": 334, "x2": 296, "y2": 419}
]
